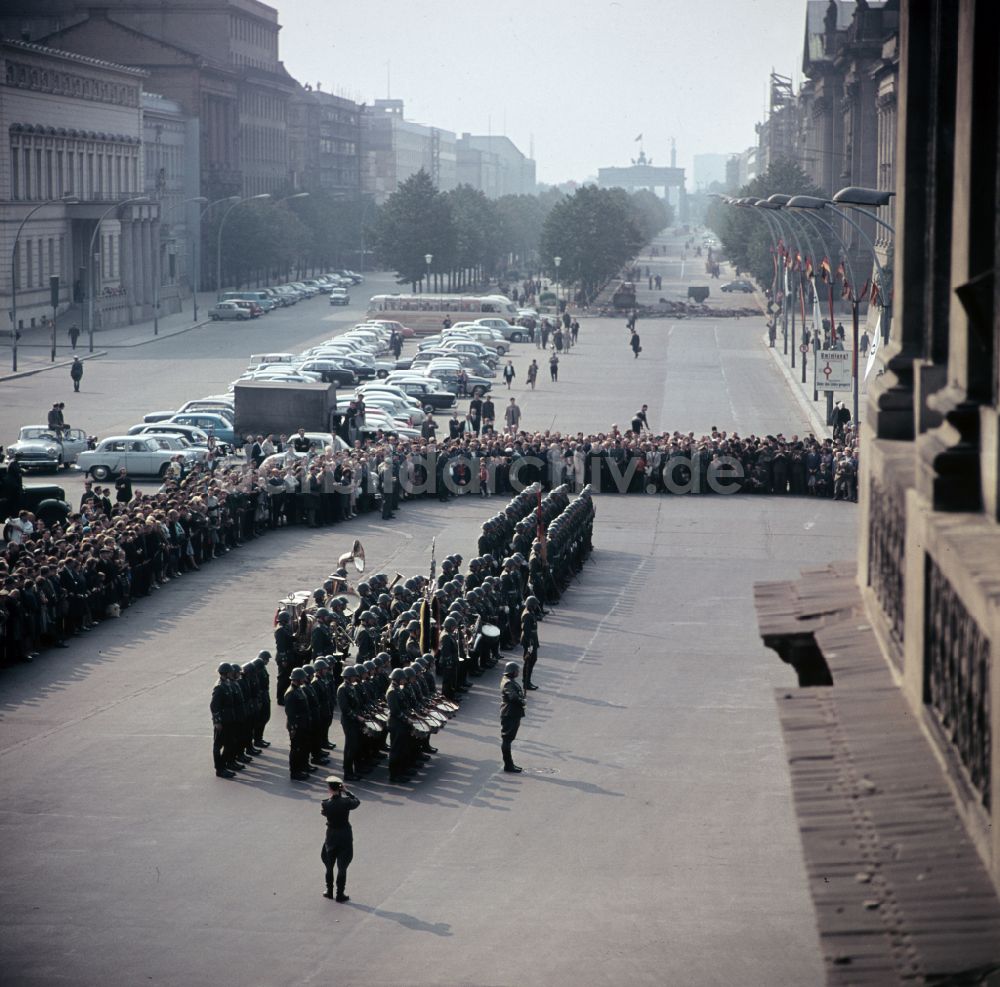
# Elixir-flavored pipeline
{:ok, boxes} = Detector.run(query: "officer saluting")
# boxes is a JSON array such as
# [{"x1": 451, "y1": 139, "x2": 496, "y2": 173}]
[
  {"x1": 500, "y1": 661, "x2": 526, "y2": 773},
  {"x1": 320, "y1": 776, "x2": 360, "y2": 901}
]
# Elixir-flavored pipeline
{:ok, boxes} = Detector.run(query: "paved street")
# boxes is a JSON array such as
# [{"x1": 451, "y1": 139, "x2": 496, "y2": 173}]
[{"x1": 1, "y1": 235, "x2": 853, "y2": 985}]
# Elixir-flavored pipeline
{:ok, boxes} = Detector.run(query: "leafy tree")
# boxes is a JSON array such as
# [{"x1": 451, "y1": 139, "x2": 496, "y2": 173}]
[
  {"x1": 372, "y1": 169, "x2": 455, "y2": 286},
  {"x1": 446, "y1": 184, "x2": 501, "y2": 287},
  {"x1": 539, "y1": 185, "x2": 645, "y2": 300},
  {"x1": 628, "y1": 188, "x2": 673, "y2": 243},
  {"x1": 494, "y1": 192, "x2": 560, "y2": 272},
  {"x1": 706, "y1": 159, "x2": 826, "y2": 286}
]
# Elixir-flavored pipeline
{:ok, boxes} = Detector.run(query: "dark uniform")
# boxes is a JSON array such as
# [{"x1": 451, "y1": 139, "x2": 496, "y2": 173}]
[
  {"x1": 386, "y1": 674, "x2": 410, "y2": 782},
  {"x1": 274, "y1": 618, "x2": 295, "y2": 705},
  {"x1": 210, "y1": 664, "x2": 236, "y2": 777},
  {"x1": 321, "y1": 781, "x2": 360, "y2": 901},
  {"x1": 500, "y1": 666, "x2": 526, "y2": 772},
  {"x1": 520, "y1": 606, "x2": 539, "y2": 689},
  {"x1": 284, "y1": 675, "x2": 312, "y2": 779},
  {"x1": 337, "y1": 672, "x2": 363, "y2": 780}
]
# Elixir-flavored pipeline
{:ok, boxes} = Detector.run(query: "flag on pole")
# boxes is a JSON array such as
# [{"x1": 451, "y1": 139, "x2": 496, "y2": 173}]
[
  {"x1": 820, "y1": 257, "x2": 832, "y2": 283},
  {"x1": 634, "y1": 133, "x2": 643, "y2": 142},
  {"x1": 805, "y1": 256, "x2": 814, "y2": 279},
  {"x1": 794, "y1": 251, "x2": 802, "y2": 271},
  {"x1": 836, "y1": 260, "x2": 846, "y2": 282},
  {"x1": 870, "y1": 279, "x2": 881, "y2": 308}
]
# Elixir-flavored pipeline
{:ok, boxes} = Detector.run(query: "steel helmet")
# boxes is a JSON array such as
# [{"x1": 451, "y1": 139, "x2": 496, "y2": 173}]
[
  {"x1": 313, "y1": 657, "x2": 329, "y2": 671},
  {"x1": 217, "y1": 662, "x2": 232, "y2": 676},
  {"x1": 276, "y1": 611, "x2": 291, "y2": 624},
  {"x1": 375, "y1": 651, "x2": 392, "y2": 664},
  {"x1": 315, "y1": 607, "x2": 331, "y2": 619},
  {"x1": 389, "y1": 668, "x2": 406, "y2": 683},
  {"x1": 256, "y1": 650, "x2": 271, "y2": 663},
  {"x1": 443, "y1": 615, "x2": 458, "y2": 631},
  {"x1": 363, "y1": 660, "x2": 376, "y2": 673},
  {"x1": 505, "y1": 662, "x2": 520, "y2": 676},
  {"x1": 290, "y1": 667, "x2": 307, "y2": 682}
]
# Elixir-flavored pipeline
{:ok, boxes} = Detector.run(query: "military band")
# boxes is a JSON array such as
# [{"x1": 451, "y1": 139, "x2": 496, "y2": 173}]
[{"x1": 209, "y1": 483, "x2": 596, "y2": 782}]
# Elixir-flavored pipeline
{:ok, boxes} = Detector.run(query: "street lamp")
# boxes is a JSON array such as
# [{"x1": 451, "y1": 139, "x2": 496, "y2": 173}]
[
  {"x1": 553, "y1": 256, "x2": 562, "y2": 306},
  {"x1": 216, "y1": 193, "x2": 270, "y2": 298},
  {"x1": 87, "y1": 195, "x2": 150, "y2": 354},
  {"x1": 424, "y1": 253, "x2": 433, "y2": 293},
  {"x1": 154, "y1": 195, "x2": 207, "y2": 336},
  {"x1": 195, "y1": 196, "x2": 239, "y2": 322},
  {"x1": 8, "y1": 192, "x2": 79, "y2": 372}
]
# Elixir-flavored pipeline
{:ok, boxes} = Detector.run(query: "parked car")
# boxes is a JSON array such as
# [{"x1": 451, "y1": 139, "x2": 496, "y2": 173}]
[
  {"x1": 296, "y1": 360, "x2": 359, "y2": 387},
  {"x1": 166, "y1": 413, "x2": 237, "y2": 447},
  {"x1": 77, "y1": 436, "x2": 202, "y2": 479},
  {"x1": 329, "y1": 287, "x2": 350, "y2": 306},
  {"x1": 177, "y1": 400, "x2": 235, "y2": 421},
  {"x1": 380, "y1": 378, "x2": 456, "y2": 409},
  {"x1": 209, "y1": 301, "x2": 251, "y2": 321},
  {"x1": 229, "y1": 299, "x2": 264, "y2": 318},
  {"x1": 127, "y1": 422, "x2": 212, "y2": 446},
  {"x1": 720, "y1": 280, "x2": 754, "y2": 293},
  {"x1": 7, "y1": 426, "x2": 89, "y2": 469}
]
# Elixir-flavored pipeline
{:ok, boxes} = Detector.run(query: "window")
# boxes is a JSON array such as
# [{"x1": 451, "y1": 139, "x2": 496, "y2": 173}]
[
  {"x1": 11, "y1": 147, "x2": 19, "y2": 200},
  {"x1": 56, "y1": 149, "x2": 64, "y2": 196},
  {"x1": 35, "y1": 149, "x2": 42, "y2": 199},
  {"x1": 25, "y1": 238, "x2": 33, "y2": 286},
  {"x1": 46, "y1": 149, "x2": 53, "y2": 198},
  {"x1": 23, "y1": 148, "x2": 31, "y2": 199},
  {"x1": 48, "y1": 238, "x2": 55, "y2": 282}
]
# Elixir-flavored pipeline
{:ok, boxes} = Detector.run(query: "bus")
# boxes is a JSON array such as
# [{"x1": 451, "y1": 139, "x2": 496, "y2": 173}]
[{"x1": 366, "y1": 293, "x2": 518, "y2": 336}]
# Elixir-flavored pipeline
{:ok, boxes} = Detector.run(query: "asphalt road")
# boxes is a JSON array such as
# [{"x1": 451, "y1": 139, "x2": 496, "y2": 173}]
[{"x1": 0, "y1": 233, "x2": 850, "y2": 986}]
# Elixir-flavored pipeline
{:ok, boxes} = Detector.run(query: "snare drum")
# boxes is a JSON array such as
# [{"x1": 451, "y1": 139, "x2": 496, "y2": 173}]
[
  {"x1": 409, "y1": 719, "x2": 431, "y2": 739},
  {"x1": 362, "y1": 719, "x2": 381, "y2": 738},
  {"x1": 481, "y1": 623, "x2": 501, "y2": 640}
]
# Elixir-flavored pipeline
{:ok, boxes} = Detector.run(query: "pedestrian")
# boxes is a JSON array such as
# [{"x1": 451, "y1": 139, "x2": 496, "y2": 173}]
[
  {"x1": 68, "y1": 324, "x2": 80, "y2": 350},
  {"x1": 570, "y1": 319, "x2": 579, "y2": 345},
  {"x1": 630, "y1": 330, "x2": 642, "y2": 359},
  {"x1": 859, "y1": 330, "x2": 870, "y2": 358},
  {"x1": 500, "y1": 661, "x2": 526, "y2": 773},
  {"x1": 320, "y1": 776, "x2": 360, "y2": 901},
  {"x1": 503, "y1": 361, "x2": 516, "y2": 389},
  {"x1": 114, "y1": 467, "x2": 133, "y2": 503},
  {"x1": 631, "y1": 404, "x2": 650, "y2": 435},
  {"x1": 504, "y1": 397, "x2": 521, "y2": 433},
  {"x1": 481, "y1": 395, "x2": 496, "y2": 434},
  {"x1": 549, "y1": 353, "x2": 559, "y2": 382},
  {"x1": 70, "y1": 357, "x2": 84, "y2": 392},
  {"x1": 554, "y1": 328, "x2": 564, "y2": 352},
  {"x1": 527, "y1": 360, "x2": 538, "y2": 390}
]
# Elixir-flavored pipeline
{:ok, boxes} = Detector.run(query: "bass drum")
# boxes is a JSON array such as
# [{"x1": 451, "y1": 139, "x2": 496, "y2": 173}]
[
  {"x1": 409, "y1": 719, "x2": 432, "y2": 739},
  {"x1": 481, "y1": 623, "x2": 501, "y2": 639}
]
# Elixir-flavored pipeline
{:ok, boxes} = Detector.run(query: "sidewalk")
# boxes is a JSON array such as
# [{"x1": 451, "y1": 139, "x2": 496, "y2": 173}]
[{"x1": 0, "y1": 292, "x2": 215, "y2": 383}]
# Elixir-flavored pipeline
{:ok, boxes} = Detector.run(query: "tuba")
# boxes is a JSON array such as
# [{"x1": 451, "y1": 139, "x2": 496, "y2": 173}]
[{"x1": 338, "y1": 539, "x2": 366, "y2": 573}]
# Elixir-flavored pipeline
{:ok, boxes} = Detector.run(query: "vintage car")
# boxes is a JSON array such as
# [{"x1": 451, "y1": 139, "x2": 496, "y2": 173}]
[
  {"x1": 76, "y1": 436, "x2": 202, "y2": 480},
  {"x1": 7, "y1": 426, "x2": 89, "y2": 469},
  {"x1": 208, "y1": 301, "x2": 251, "y2": 321}
]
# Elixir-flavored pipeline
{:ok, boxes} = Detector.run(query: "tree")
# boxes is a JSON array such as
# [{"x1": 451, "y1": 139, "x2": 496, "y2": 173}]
[
  {"x1": 372, "y1": 169, "x2": 455, "y2": 286},
  {"x1": 446, "y1": 184, "x2": 501, "y2": 287},
  {"x1": 495, "y1": 192, "x2": 561, "y2": 273},
  {"x1": 539, "y1": 185, "x2": 645, "y2": 300},
  {"x1": 706, "y1": 159, "x2": 826, "y2": 287},
  {"x1": 628, "y1": 189, "x2": 673, "y2": 243}
]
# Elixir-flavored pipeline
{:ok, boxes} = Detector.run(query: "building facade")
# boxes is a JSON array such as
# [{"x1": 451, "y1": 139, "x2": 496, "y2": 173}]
[
  {"x1": 0, "y1": 38, "x2": 161, "y2": 340},
  {"x1": 362, "y1": 100, "x2": 456, "y2": 202},
  {"x1": 456, "y1": 134, "x2": 536, "y2": 198},
  {"x1": 288, "y1": 83, "x2": 362, "y2": 196}
]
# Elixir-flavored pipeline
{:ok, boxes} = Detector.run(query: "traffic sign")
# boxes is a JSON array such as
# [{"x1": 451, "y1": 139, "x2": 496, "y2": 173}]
[
  {"x1": 799, "y1": 343, "x2": 809, "y2": 353},
  {"x1": 817, "y1": 349, "x2": 852, "y2": 392}
]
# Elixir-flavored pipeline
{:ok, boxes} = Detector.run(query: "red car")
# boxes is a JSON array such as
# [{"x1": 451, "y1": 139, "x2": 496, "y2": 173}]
[
  {"x1": 367, "y1": 319, "x2": 415, "y2": 338},
  {"x1": 231, "y1": 299, "x2": 264, "y2": 318}
]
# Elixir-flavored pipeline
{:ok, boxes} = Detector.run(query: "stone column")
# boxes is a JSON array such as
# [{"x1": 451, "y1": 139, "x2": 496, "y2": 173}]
[
  {"x1": 142, "y1": 218, "x2": 155, "y2": 307},
  {"x1": 132, "y1": 217, "x2": 144, "y2": 319}
]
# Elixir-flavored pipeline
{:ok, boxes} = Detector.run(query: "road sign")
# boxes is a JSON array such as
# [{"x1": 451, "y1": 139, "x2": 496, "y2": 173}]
[
  {"x1": 799, "y1": 343, "x2": 809, "y2": 353},
  {"x1": 817, "y1": 349, "x2": 852, "y2": 392}
]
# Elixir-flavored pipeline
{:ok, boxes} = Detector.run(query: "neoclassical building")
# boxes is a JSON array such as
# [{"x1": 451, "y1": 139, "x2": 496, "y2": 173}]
[{"x1": 0, "y1": 38, "x2": 162, "y2": 338}]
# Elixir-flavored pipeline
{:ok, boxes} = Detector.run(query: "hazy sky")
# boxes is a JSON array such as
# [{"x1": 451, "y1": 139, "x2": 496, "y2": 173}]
[{"x1": 276, "y1": 0, "x2": 808, "y2": 186}]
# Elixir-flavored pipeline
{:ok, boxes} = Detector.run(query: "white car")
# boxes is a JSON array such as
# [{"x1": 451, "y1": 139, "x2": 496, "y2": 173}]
[
  {"x1": 77, "y1": 436, "x2": 202, "y2": 480},
  {"x1": 7, "y1": 426, "x2": 89, "y2": 469},
  {"x1": 329, "y1": 287, "x2": 350, "y2": 306}
]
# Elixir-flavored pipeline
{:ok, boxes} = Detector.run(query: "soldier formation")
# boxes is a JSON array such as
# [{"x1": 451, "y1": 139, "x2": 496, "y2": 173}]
[{"x1": 208, "y1": 484, "x2": 596, "y2": 787}]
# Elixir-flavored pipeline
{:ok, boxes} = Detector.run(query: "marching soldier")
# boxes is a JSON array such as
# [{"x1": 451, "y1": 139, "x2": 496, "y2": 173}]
[
  {"x1": 320, "y1": 777, "x2": 360, "y2": 902},
  {"x1": 337, "y1": 664, "x2": 363, "y2": 782},
  {"x1": 252, "y1": 651, "x2": 272, "y2": 748},
  {"x1": 520, "y1": 596, "x2": 540, "y2": 690},
  {"x1": 301, "y1": 664, "x2": 330, "y2": 768},
  {"x1": 211, "y1": 663, "x2": 236, "y2": 778},
  {"x1": 310, "y1": 608, "x2": 334, "y2": 659},
  {"x1": 284, "y1": 667, "x2": 312, "y2": 781},
  {"x1": 274, "y1": 611, "x2": 295, "y2": 705},
  {"x1": 500, "y1": 661, "x2": 526, "y2": 773},
  {"x1": 240, "y1": 660, "x2": 263, "y2": 760},
  {"x1": 386, "y1": 667, "x2": 411, "y2": 783},
  {"x1": 438, "y1": 615, "x2": 460, "y2": 700}
]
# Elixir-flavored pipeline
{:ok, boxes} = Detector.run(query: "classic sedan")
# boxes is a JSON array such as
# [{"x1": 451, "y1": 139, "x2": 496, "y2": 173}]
[
  {"x1": 77, "y1": 437, "x2": 202, "y2": 480},
  {"x1": 7, "y1": 426, "x2": 89, "y2": 469},
  {"x1": 209, "y1": 301, "x2": 251, "y2": 321},
  {"x1": 720, "y1": 280, "x2": 755, "y2": 293}
]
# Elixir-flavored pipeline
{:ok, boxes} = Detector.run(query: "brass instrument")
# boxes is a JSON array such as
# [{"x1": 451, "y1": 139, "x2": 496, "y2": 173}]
[
  {"x1": 388, "y1": 571, "x2": 404, "y2": 591},
  {"x1": 338, "y1": 538, "x2": 366, "y2": 573}
]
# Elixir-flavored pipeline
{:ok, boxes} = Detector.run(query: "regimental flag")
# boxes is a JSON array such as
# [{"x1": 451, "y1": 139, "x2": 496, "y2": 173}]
[
  {"x1": 820, "y1": 257, "x2": 832, "y2": 283},
  {"x1": 842, "y1": 275, "x2": 852, "y2": 299},
  {"x1": 870, "y1": 279, "x2": 881, "y2": 308},
  {"x1": 805, "y1": 256, "x2": 814, "y2": 279}
]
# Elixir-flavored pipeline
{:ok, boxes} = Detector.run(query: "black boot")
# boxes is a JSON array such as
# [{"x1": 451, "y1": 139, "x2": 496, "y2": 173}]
[{"x1": 323, "y1": 884, "x2": 334, "y2": 900}]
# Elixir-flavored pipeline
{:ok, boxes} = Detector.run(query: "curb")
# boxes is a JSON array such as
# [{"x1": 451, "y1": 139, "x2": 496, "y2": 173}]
[
  {"x1": 101, "y1": 318, "x2": 211, "y2": 349},
  {"x1": 761, "y1": 330, "x2": 831, "y2": 438},
  {"x1": 0, "y1": 350, "x2": 108, "y2": 384}
]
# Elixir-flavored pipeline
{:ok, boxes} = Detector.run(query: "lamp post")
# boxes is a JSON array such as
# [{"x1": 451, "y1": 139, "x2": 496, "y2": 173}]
[
  {"x1": 216, "y1": 193, "x2": 270, "y2": 298},
  {"x1": 195, "y1": 196, "x2": 239, "y2": 321},
  {"x1": 87, "y1": 195, "x2": 150, "y2": 354},
  {"x1": 271, "y1": 192, "x2": 309, "y2": 279},
  {"x1": 154, "y1": 195, "x2": 207, "y2": 336},
  {"x1": 8, "y1": 192, "x2": 79, "y2": 372},
  {"x1": 553, "y1": 255, "x2": 562, "y2": 308},
  {"x1": 424, "y1": 253, "x2": 433, "y2": 293}
]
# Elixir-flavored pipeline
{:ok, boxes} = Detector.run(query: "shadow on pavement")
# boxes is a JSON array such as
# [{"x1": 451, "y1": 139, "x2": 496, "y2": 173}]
[{"x1": 347, "y1": 902, "x2": 453, "y2": 937}]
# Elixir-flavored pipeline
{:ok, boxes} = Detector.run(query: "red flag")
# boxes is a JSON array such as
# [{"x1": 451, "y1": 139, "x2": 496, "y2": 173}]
[
  {"x1": 858, "y1": 279, "x2": 870, "y2": 303},
  {"x1": 820, "y1": 258, "x2": 832, "y2": 283},
  {"x1": 805, "y1": 256, "x2": 814, "y2": 279},
  {"x1": 836, "y1": 260, "x2": 846, "y2": 281},
  {"x1": 870, "y1": 280, "x2": 881, "y2": 307}
]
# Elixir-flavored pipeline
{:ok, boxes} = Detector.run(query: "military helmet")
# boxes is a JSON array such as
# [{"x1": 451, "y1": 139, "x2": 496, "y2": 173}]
[
  {"x1": 407, "y1": 620, "x2": 420, "y2": 633},
  {"x1": 315, "y1": 607, "x2": 331, "y2": 619},
  {"x1": 375, "y1": 651, "x2": 392, "y2": 665},
  {"x1": 525, "y1": 595, "x2": 540, "y2": 610},
  {"x1": 256, "y1": 649, "x2": 271, "y2": 663},
  {"x1": 252, "y1": 656, "x2": 266, "y2": 669},
  {"x1": 362, "y1": 611, "x2": 377, "y2": 625},
  {"x1": 313, "y1": 657, "x2": 329, "y2": 671},
  {"x1": 290, "y1": 667, "x2": 307, "y2": 682},
  {"x1": 363, "y1": 660, "x2": 376, "y2": 673},
  {"x1": 392, "y1": 584, "x2": 406, "y2": 597},
  {"x1": 378, "y1": 593, "x2": 392, "y2": 607},
  {"x1": 242, "y1": 661, "x2": 255, "y2": 673},
  {"x1": 403, "y1": 666, "x2": 417, "y2": 679},
  {"x1": 357, "y1": 581, "x2": 370, "y2": 594},
  {"x1": 390, "y1": 668, "x2": 406, "y2": 683},
  {"x1": 302, "y1": 663, "x2": 315, "y2": 676},
  {"x1": 331, "y1": 596, "x2": 348, "y2": 609},
  {"x1": 217, "y1": 662, "x2": 232, "y2": 676},
  {"x1": 443, "y1": 615, "x2": 458, "y2": 631},
  {"x1": 276, "y1": 611, "x2": 291, "y2": 624},
  {"x1": 505, "y1": 662, "x2": 520, "y2": 676},
  {"x1": 343, "y1": 665, "x2": 359, "y2": 680},
  {"x1": 313, "y1": 588, "x2": 325, "y2": 601}
]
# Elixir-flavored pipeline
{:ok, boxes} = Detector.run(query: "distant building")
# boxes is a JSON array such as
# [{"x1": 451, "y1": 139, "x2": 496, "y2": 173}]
[
  {"x1": 456, "y1": 134, "x2": 536, "y2": 198},
  {"x1": 143, "y1": 92, "x2": 200, "y2": 318},
  {"x1": 0, "y1": 37, "x2": 158, "y2": 335},
  {"x1": 726, "y1": 147, "x2": 757, "y2": 190},
  {"x1": 288, "y1": 83, "x2": 362, "y2": 196},
  {"x1": 361, "y1": 100, "x2": 456, "y2": 202},
  {"x1": 4, "y1": 0, "x2": 298, "y2": 199},
  {"x1": 597, "y1": 147, "x2": 686, "y2": 218},
  {"x1": 692, "y1": 153, "x2": 731, "y2": 192}
]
